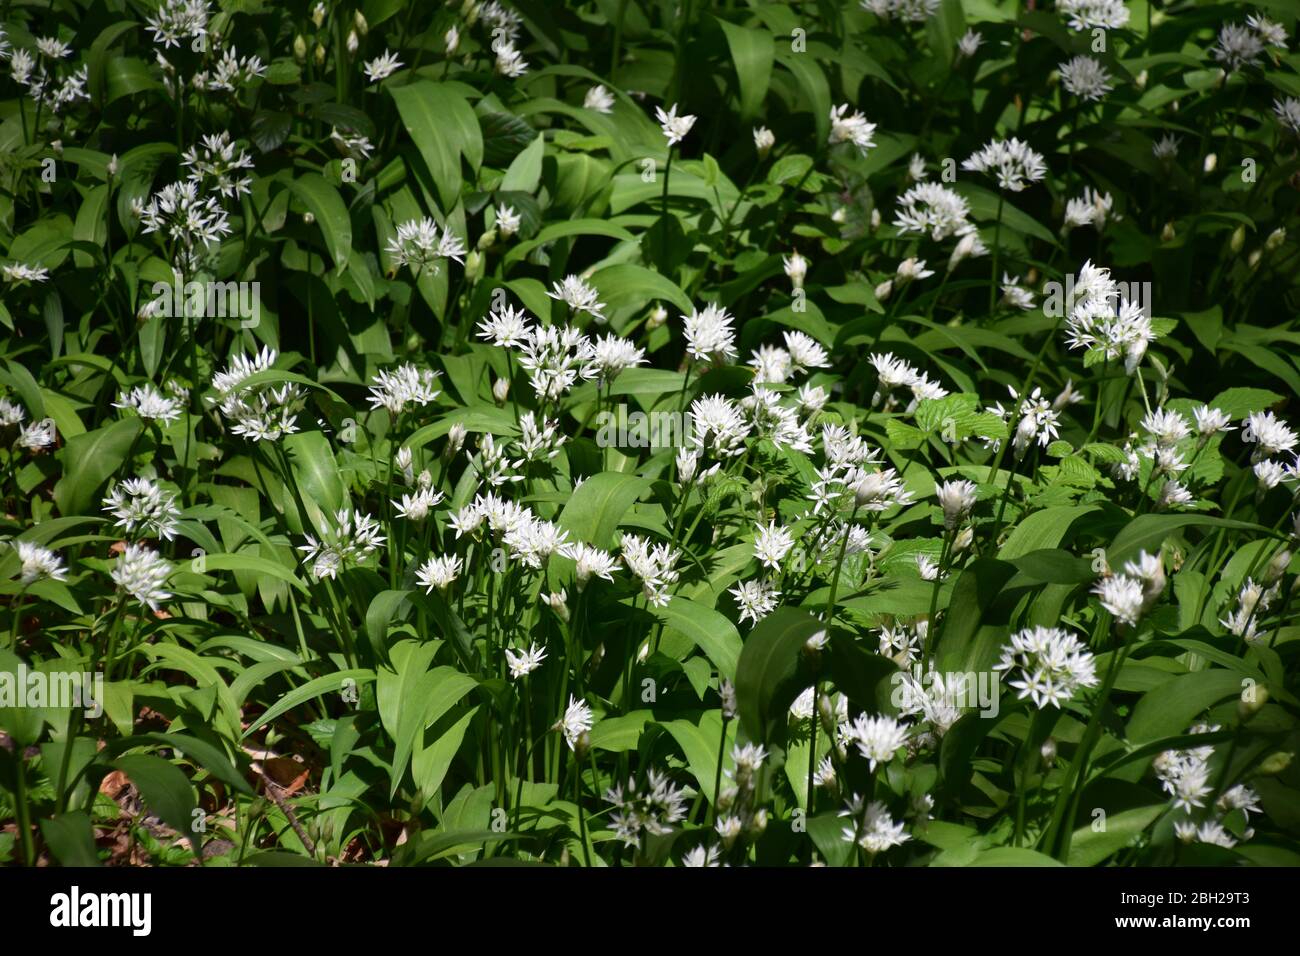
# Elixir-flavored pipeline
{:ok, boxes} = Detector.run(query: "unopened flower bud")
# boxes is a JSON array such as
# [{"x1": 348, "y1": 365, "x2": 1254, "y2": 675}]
[
  {"x1": 952, "y1": 526, "x2": 974, "y2": 553},
  {"x1": 720, "y1": 680, "x2": 737, "y2": 721},
  {"x1": 874, "y1": 279, "x2": 893, "y2": 302},
  {"x1": 445, "y1": 423, "x2": 467, "y2": 458},
  {"x1": 1040, "y1": 738, "x2": 1057, "y2": 768},
  {"x1": 1257, "y1": 751, "x2": 1293, "y2": 775},
  {"x1": 1203, "y1": 152, "x2": 1217, "y2": 174},
  {"x1": 1265, "y1": 549, "x2": 1291, "y2": 585},
  {"x1": 1239, "y1": 684, "x2": 1269, "y2": 721},
  {"x1": 314, "y1": 43, "x2": 327, "y2": 66},
  {"x1": 346, "y1": 29, "x2": 359, "y2": 55},
  {"x1": 465, "y1": 249, "x2": 483, "y2": 282},
  {"x1": 1248, "y1": 248, "x2": 1262, "y2": 271},
  {"x1": 477, "y1": 228, "x2": 497, "y2": 251},
  {"x1": 1161, "y1": 222, "x2": 1176, "y2": 243},
  {"x1": 311, "y1": 3, "x2": 326, "y2": 28},
  {"x1": 293, "y1": 34, "x2": 308, "y2": 62},
  {"x1": 492, "y1": 376, "x2": 510, "y2": 404},
  {"x1": 1266, "y1": 227, "x2": 1286, "y2": 252},
  {"x1": 1230, "y1": 224, "x2": 1246, "y2": 255},
  {"x1": 445, "y1": 26, "x2": 460, "y2": 55},
  {"x1": 354, "y1": 10, "x2": 368, "y2": 35}
]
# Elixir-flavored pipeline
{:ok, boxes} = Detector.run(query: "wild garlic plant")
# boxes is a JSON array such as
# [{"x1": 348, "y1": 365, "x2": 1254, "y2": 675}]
[{"x1": 0, "y1": 0, "x2": 1298, "y2": 869}]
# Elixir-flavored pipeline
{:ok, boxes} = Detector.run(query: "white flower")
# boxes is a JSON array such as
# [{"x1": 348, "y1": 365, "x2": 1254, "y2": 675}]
[
  {"x1": 209, "y1": 347, "x2": 304, "y2": 442},
  {"x1": 936, "y1": 479, "x2": 977, "y2": 530},
  {"x1": 16, "y1": 418, "x2": 57, "y2": 451},
  {"x1": 1152, "y1": 133, "x2": 1180, "y2": 159},
  {"x1": 783, "y1": 331, "x2": 829, "y2": 372},
  {"x1": 753, "y1": 520, "x2": 794, "y2": 570},
  {"x1": 654, "y1": 103, "x2": 696, "y2": 146},
  {"x1": 584, "y1": 84, "x2": 615, "y2": 113},
  {"x1": 477, "y1": 304, "x2": 532, "y2": 349},
  {"x1": 557, "y1": 694, "x2": 594, "y2": 750},
  {"x1": 494, "y1": 39, "x2": 529, "y2": 78},
  {"x1": 546, "y1": 274, "x2": 606, "y2": 322},
  {"x1": 505, "y1": 642, "x2": 547, "y2": 680},
  {"x1": 753, "y1": 126, "x2": 775, "y2": 155},
  {"x1": 416, "y1": 554, "x2": 463, "y2": 592},
  {"x1": 15, "y1": 541, "x2": 67, "y2": 584},
  {"x1": 2, "y1": 262, "x2": 50, "y2": 283},
  {"x1": 298, "y1": 508, "x2": 386, "y2": 580},
  {"x1": 962, "y1": 137, "x2": 1047, "y2": 192},
  {"x1": 682, "y1": 303, "x2": 737, "y2": 363},
  {"x1": 1059, "y1": 0, "x2": 1129, "y2": 31},
  {"x1": 896, "y1": 257, "x2": 934, "y2": 282},
  {"x1": 111, "y1": 543, "x2": 172, "y2": 610},
  {"x1": 516, "y1": 324, "x2": 599, "y2": 401},
  {"x1": 681, "y1": 844, "x2": 721, "y2": 867},
  {"x1": 783, "y1": 251, "x2": 808, "y2": 290},
  {"x1": 844, "y1": 714, "x2": 910, "y2": 770},
  {"x1": 392, "y1": 486, "x2": 445, "y2": 522},
  {"x1": 829, "y1": 104, "x2": 877, "y2": 154},
  {"x1": 1001, "y1": 273, "x2": 1036, "y2": 310},
  {"x1": 181, "y1": 131, "x2": 255, "y2": 198},
  {"x1": 589, "y1": 333, "x2": 646, "y2": 383},
  {"x1": 103, "y1": 478, "x2": 182, "y2": 541},
  {"x1": 1094, "y1": 574, "x2": 1146, "y2": 625},
  {"x1": 1211, "y1": 23, "x2": 1265, "y2": 72},
  {"x1": 729, "y1": 578, "x2": 780, "y2": 625},
  {"x1": 947, "y1": 230, "x2": 988, "y2": 271},
  {"x1": 571, "y1": 543, "x2": 619, "y2": 589},
  {"x1": 445, "y1": 25, "x2": 460, "y2": 55},
  {"x1": 605, "y1": 769, "x2": 689, "y2": 847},
  {"x1": 957, "y1": 29, "x2": 983, "y2": 58},
  {"x1": 387, "y1": 218, "x2": 466, "y2": 273},
  {"x1": 1244, "y1": 411, "x2": 1298, "y2": 459},
  {"x1": 145, "y1": 0, "x2": 210, "y2": 49},
  {"x1": 494, "y1": 203, "x2": 522, "y2": 239},
  {"x1": 893, "y1": 182, "x2": 973, "y2": 241},
  {"x1": 1062, "y1": 260, "x2": 1156, "y2": 373},
  {"x1": 1246, "y1": 14, "x2": 1287, "y2": 49},
  {"x1": 368, "y1": 363, "x2": 441, "y2": 414},
  {"x1": 840, "y1": 796, "x2": 911, "y2": 854},
  {"x1": 1275, "y1": 97, "x2": 1300, "y2": 137},
  {"x1": 994, "y1": 626, "x2": 1099, "y2": 708},
  {"x1": 690, "y1": 393, "x2": 750, "y2": 457},
  {"x1": 1193, "y1": 406, "x2": 1235, "y2": 437},
  {"x1": 620, "y1": 533, "x2": 681, "y2": 607},
  {"x1": 1059, "y1": 55, "x2": 1114, "y2": 101}
]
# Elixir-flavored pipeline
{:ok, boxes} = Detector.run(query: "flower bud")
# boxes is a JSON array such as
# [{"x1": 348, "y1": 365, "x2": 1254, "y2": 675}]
[
  {"x1": 1248, "y1": 248, "x2": 1262, "y2": 271},
  {"x1": 1265, "y1": 549, "x2": 1291, "y2": 585},
  {"x1": 720, "y1": 679, "x2": 737, "y2": 721},
  {"x1": 445, "y1": 26, "x2": 460, "y2": 55},
  {"x1": 1266, "y1": 227, "x2": 1286, "y2": 252},
  {"x1": 311, "y1": 2, "x2": 326, "y2": 28},
  {"x1": 314, "y1": 43, "x2": 327, "y2": 66},
  {"x1": 1257, "y1": 751, "x2": 1293, "y2": 775},
  {"x1": 464, "y1": 249, "x2": 483, "y2": 282},
  {"x1": 1203, "y1": 152, "x2": 1217, "y2": 174},
  {"x1": 1040, "y1": 738, "x2": 1057, "y2": 768},
  {"x1": 1161, "y1": 221, "x2": 1176, "y2": 243},
  {"x1": 477, "y1": 228, "x2": 497, "y2": 251},
  {"x1": 1230, "y1": 224, "x2": 1246, "y2": 255},
  {"x1": 874, "y1": 279, "x2": 893, "y2": 302},
  {"x1": 346, "y1": 29, "x2": 359, "y2": 56},
  {"x1": 445, "y1": 423, "x2": 467, "y2": 458},
  {"x1": 492, "y1": 376, "x2": 510, "y2": 404},
  {"x1": 1239, "y1": 684, "x2": 1269, "y2": 720},
  {"x1": 354, "y1": 10, "x2": 368, "y2": 35},
  {"x1": 293, "y1": 34, "x2": 308, "y2": 63}
]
